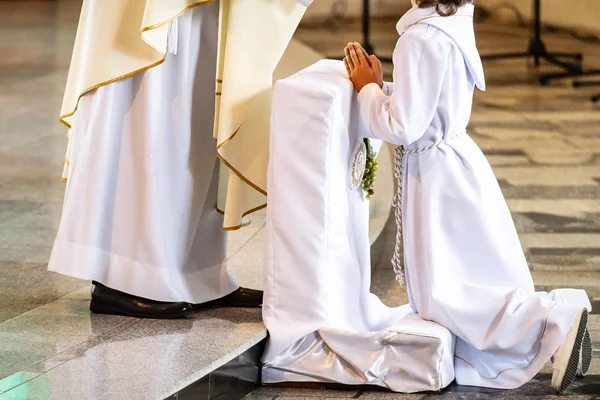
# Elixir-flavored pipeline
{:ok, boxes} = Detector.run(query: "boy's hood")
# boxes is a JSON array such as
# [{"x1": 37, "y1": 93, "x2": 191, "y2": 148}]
[{"x1": 397, "y1": 3, "x2": 486, "y2": 91}]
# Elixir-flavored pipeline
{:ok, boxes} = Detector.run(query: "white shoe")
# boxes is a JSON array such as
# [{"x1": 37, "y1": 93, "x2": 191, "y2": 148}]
[
  {"x1": 576, "y1": 329, "x2": 592, "y2": 377},
  {"x1": 552, "y1": 308, "x2": 588, "y2": 393}
]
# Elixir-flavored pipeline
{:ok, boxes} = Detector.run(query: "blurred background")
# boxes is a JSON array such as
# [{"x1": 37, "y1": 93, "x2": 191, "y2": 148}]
[{"x1": 305, "y1": 0, "x2": 600, "y2": 34}]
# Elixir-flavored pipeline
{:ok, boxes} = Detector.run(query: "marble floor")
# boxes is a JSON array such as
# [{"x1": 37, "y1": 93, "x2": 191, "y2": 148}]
[{"x1": 1, "y1": 0, "x2": 600, "y2": 399}]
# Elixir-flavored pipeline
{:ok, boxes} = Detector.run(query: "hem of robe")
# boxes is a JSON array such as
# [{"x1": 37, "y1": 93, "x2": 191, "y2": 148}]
[
  {"x1": 59, "y1": 0, "x2": 306, "y2": 231},
  {"x1": 48, "y1": 239, "x2": 238, "y2": 304},
  {"x1": 454, "y1": 300, "x2": 585, "y2": 389},
  {"x1": 214, "y1": 1, "x2": 309, "y2": 230},
  {"x1": 261, "y1": 327, "x2": 453, "y2": 393},
  {"x1": 60, "y1": 2, "x2": 214, "y2": 185},
  {"x1": 59, "y1": 0, "x2": 213, "y2": 129}
]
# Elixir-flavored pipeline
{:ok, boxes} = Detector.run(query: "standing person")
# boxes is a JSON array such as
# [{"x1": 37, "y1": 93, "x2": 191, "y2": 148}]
[
  {"x1": 49, "y1": 0, "x2": 310, "y2": 319},
  {"x1": 343, "y1": 0, "x2": 592, "y2": 393}
]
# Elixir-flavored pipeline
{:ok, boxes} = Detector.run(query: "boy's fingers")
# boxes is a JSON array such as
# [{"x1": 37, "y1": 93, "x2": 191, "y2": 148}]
[
  {"x1": 349, "y1": 44, "x2": 361, "y2": 66},
  {"x1": 360, "y1": 47, "x2": 372, "y2": 66},
  {"x1": 354, "y1": 43, "x2": 368, "y2": 65},
  {"x1": 344, "y1": 47, "x2": 355, "y2": 70},
  {"x1": 343, "y1": 58, "x2": 351, "y2": 76},
  {"x1": 371, "y1": 55, "x2": 381, "y2": 67},
  {"x1": 369, "y1": 55, "x2": 377, "y2": 67}
]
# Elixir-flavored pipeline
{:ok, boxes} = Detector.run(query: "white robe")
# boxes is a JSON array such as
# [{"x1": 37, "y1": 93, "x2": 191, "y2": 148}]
[
  {"x1": 262, "y1": 60, "x2": 456, "y2": 393},
  {"x1": 49, "y1": 4, "x2": 238, "y2": 303},
  {"x1": 356, "y1": 4, "x2": 591, "y2": 388}
]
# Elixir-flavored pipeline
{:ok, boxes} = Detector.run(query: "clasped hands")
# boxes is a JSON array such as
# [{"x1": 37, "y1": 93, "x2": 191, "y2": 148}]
[{"x1": 343, "y1": 42, "x2": 383, "y2": 93}]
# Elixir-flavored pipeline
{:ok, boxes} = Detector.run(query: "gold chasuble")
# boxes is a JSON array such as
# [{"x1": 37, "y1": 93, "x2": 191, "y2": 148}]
[{"x1": 59, "y1": 0, "x2": 310, "y2": 230}]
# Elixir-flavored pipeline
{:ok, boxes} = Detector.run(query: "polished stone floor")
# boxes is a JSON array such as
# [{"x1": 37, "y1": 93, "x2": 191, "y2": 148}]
[{"x1": 1, "y1": 0, "x2": 600, "y2": 399}]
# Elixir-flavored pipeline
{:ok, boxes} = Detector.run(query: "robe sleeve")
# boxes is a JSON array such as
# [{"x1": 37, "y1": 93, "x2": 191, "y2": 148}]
[
  {"x1": 382, "y1": 82, "x2": 394, "y2": 96},
  {"x1": 357, "y1": 30, "x2": 449, "y2": 146}
]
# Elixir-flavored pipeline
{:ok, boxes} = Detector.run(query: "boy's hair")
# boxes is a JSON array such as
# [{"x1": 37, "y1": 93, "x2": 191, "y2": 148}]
[{"x1": 416, "y1": 0, "x2": 474, "y2": 16}]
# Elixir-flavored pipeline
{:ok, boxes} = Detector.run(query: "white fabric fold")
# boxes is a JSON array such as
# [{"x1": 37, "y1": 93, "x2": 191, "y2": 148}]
[
  {"x1": 263, "y1": 316, "x2": 455, "y2": 393},
  {"x1": 262, "y1": 60, "x2": 455, "y2": 392},
  {"x1": 58, "y1": 0, "x2": 310, "y2": 230},
  {"x1": 167, "y1": 19, "x2": 179, "y2": 55},
  {"x1": 396, "y1": 3, "x2": 485, "y2": 90},
  {"x1": 356, "y1": 3, "x2": 591, "y2": 389},
  {"x1": 49, "y1": 5, "x2": 238, "y2": 303}
]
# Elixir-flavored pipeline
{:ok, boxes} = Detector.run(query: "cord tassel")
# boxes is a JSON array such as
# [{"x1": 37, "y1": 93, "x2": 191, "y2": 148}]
[
  {"x1": 390, "y1": 131, "x2": 466, "y2": 286},
  {"x1": 391, "y1": 146, "x2": 406, "y2": 285}
]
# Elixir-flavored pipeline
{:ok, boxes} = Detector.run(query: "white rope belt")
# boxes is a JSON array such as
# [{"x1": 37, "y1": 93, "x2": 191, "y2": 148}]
[{"x1": 390, "y1": 131, "x2": 466, "y2": 285}]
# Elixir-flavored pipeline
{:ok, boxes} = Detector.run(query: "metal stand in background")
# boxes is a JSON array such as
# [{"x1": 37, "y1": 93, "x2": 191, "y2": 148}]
[
  {"x1": 572, "y1": 80, "x2": 600, "y2": 102},
  {"x1": 360, "y1": 0, "x2": 392, "y2": 63},
  {"x1": 481, "y1": 0, "x2": 584, "y2": 85}
]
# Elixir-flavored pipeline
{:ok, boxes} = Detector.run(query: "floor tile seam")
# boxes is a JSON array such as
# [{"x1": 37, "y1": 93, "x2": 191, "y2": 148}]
[
  {"x1": 156, "y1": 329, "x2": 267, "y2": 400},
  {"x1": 9, "y1": 318, "x2": 139, "y2": 371},
  {"x1": 0, "y1": 371, "x2": 42, "y2": 396},
  {"x1": 57, "y1": 284, "x2": 92, "y2": 300},
  {"x1": 0, "y1": 319, "x2": 144, "y2": 395},
  {"x1": 225, "y1": 221, "x2": 267, "y2": 262},
  {"x1": 0, "y1": 300, "x2": 137, "y2": 333}
]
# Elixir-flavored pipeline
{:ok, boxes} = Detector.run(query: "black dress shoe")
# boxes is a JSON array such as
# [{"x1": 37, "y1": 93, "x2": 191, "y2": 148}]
[
  {"x1": 90, "y1": 282, "x2": 193, "y2": 319},
  {"x1": 194, "y1": 287, "x2": 263, "y2": 309}
]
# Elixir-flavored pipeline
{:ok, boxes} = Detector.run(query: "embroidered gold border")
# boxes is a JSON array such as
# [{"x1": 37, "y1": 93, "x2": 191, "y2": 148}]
[
  {"x1": 59, "y1": 0, "x2": 267, "y2": 231},
  {"x1": 217, "y1": 203, "x2": 266, "y2": 231},
  {"x1": 216, "y1": 125, "x2": 268, "y2": 196},
  {"x1": 58, "y1": 0, "x2": 213, "y2": 129}
]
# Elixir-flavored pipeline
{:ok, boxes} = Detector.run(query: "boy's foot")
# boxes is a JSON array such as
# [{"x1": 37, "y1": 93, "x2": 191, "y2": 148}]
[
  {"x1": 552, "y1": 308, "x2": 588, "y2": 393},
  {"x1": 577, "y1": 329, "x2": 592, "y2": 377}
]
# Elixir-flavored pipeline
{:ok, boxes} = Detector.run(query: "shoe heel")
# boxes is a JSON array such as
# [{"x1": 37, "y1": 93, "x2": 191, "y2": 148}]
[
  {"x1": 559, "y1": 309, "x2": 588, "y2": 393},
  {"x1": 580, "y1": 330, "x2": 592, "y2": 377}
]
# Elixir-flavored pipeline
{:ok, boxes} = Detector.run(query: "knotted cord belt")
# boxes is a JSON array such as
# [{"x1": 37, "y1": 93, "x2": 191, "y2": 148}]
[{"x1": 390, "y1": 131, "x2": 466, "y2": 285}]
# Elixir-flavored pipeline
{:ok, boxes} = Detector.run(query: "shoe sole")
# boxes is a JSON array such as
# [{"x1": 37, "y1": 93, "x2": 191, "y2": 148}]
[
  {"x1": 578, "y1": 329, "x2": 592, "y2": 377},
  {"x1": 553, "y1": 309, "x2": 588, "y2": 393},
  {"x1": 90, "y1": 302, "x2": 191, "y2": 319}
]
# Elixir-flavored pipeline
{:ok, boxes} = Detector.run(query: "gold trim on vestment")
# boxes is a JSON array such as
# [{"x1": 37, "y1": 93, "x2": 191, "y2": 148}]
[
  {"x1": 217, "y1": 151, "x2": 268, "y2": 196},
  {"x1": 216, "y1": 125, "x2": 241, "y2": 150},
  {"x1": 222, "y1": 204, "x2": 266, "y2": 231},
  {"x1": 59, "y1": 58, "x2": 165, "y2": 129},
  {"x1": 58, "y1": 0, "x2": 213, "y2": 129},
  {"x1": 216, "y1": 125, "x2": 267, "y2": 196},
  {"x1": 59, "y1": 0, "x2": 266, "y2": 230}
]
